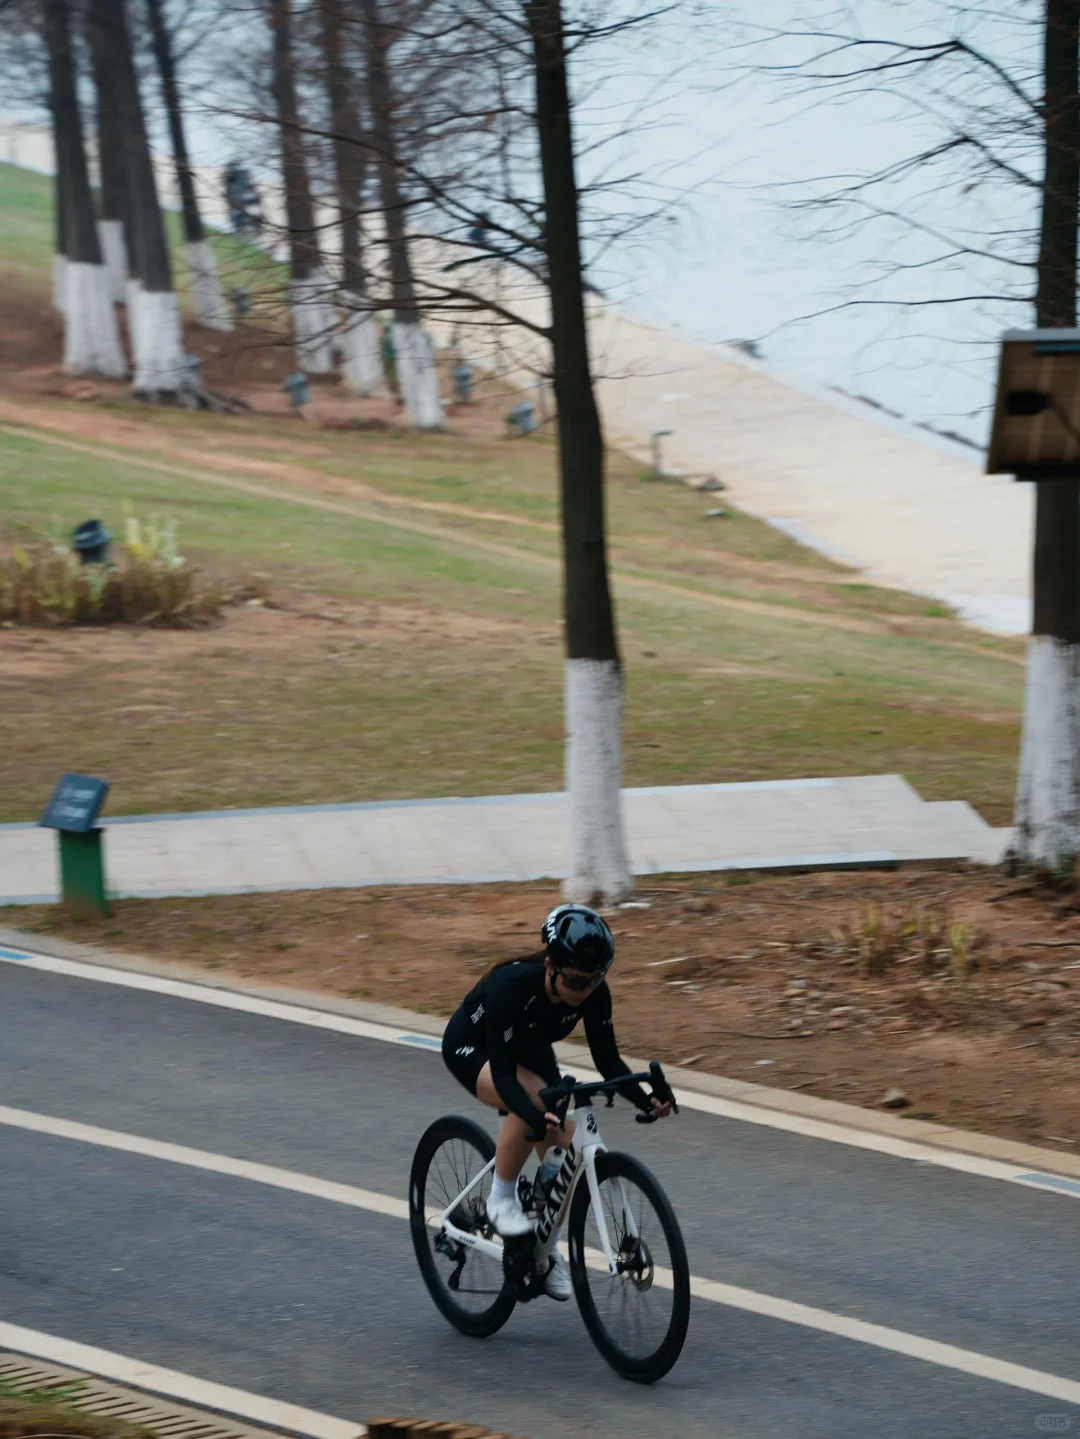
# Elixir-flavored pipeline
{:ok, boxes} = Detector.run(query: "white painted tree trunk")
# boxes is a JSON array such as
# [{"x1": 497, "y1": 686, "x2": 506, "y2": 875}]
[
  {"x1": 563, "y1": 657, "x2": 633, "y2": 904},
  {"x1": 125, "y1": 277, "x2": 144, "y2": 358},
  {"x1": 96, "y1": 219, "x2": 128, "y2": 302},
  {"x1": 392, "y1": 320, "x2": 444, "y2": 430},
  {"x1": 185, "y1": 240, "x2": 232, "y2": 332},
  {"x1": 132, "y1": 288, "x2": 187, "y2": 398},
  {"x1": 289, "y1": 278, "x2": 336, "y2": 374},
  {"x1": 340, "y1": 306, "x2": 383, "y2": 395},
  {"x1": 63, "y1": 261, "x2": 126, "y2": 377},
  {"x1": 53, "y1": 254, "x2": 68, "y2": 313},
  {"x1": 1010, "y1": 636, "x2": 1080, "y2": 870}
]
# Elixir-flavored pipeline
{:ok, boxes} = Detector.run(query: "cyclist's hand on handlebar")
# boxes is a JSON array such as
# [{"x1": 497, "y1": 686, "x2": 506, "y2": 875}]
[
  {"x1": 543, "y1": 1112, "x2": 575, "y2": 1147},
  {"x1": 635, "y1": 1096, "x2": 672, "y2": 1125}
]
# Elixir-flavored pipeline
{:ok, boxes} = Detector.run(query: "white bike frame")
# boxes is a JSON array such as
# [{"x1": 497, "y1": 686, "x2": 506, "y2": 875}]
[{"x1": 437, "y1": 1097, "x2": 638, "y2": 1276}]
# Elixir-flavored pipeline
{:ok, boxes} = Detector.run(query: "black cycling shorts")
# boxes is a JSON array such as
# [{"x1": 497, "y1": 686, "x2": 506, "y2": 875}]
[{"x1": 442, "y1": 1005, "x2": 560, "y2": 1099}]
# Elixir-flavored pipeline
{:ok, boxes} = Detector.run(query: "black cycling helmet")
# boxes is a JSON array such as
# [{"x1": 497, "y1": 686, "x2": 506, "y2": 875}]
[{"x1": 541, "y1": 904, "x2": 615, "y2": 974}]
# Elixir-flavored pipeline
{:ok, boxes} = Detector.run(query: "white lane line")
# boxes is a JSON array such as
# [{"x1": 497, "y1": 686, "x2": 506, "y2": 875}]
[
  {"x1": 5, "y1": 1102, "x2": 1080, "y2": 1406},
  {"x1": 0, "y1": 1321, "x2": 366, "y2": 1439},
  {"x1": 0, "y1": 1104, "x2": 409, "y2": 1221},
  {"x1": 582, "y1": 1250, "x2": 1080, "y2": 1406},
  {"x1": 3, "y1": 945, "x2": 1079, "y2": 1201},
  {"x1": 679, "y1": 1279, "x2": 1080, "y2": 1407}
]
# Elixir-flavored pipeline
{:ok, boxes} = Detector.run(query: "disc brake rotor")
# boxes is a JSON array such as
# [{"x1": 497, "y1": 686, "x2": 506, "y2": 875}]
[{"x1": 618, "y1": 1236, "x2": 654, "y2": 1291}]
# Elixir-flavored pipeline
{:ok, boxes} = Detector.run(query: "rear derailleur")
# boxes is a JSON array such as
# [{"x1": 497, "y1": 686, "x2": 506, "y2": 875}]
[{"x1": 435, "y1": 1196, "x2": 492, "y2": 1292}]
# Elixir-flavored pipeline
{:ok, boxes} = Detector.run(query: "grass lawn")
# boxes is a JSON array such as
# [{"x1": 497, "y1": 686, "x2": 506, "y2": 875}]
[
  {"x1": 0, "y1": 409, "x2": 1022, "y2": 824},
  {"x1": 0, "y1": 157, "x2": 1023, "y2": 826}
]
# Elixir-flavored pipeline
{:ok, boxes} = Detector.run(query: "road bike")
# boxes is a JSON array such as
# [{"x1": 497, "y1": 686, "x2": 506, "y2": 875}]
[{"x1": 409, "y1": 1062, "x2": 691, "y2": 1384}]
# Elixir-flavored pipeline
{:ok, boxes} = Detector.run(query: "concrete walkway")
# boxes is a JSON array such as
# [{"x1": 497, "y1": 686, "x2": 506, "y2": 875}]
[{"x1": 0, "y1": 776, "x2": 1007, "y2": 905}]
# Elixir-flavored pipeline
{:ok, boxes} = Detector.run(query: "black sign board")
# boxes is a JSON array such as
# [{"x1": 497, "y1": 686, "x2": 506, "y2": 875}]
[{"x1": 40, "y1": 773, "x2": 110, "y2": 834}]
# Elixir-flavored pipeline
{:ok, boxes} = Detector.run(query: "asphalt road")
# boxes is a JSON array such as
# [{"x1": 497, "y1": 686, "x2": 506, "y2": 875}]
[{"x1": 2, "y1": 960, "x2": 1079, "y2": 1439}]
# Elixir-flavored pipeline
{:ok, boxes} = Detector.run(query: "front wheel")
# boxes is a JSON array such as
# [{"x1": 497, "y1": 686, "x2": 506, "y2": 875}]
[
  {"x1": 568, "y1": 1150, "x2": 690, "y2": 1383},
  {"x1": 409, "y1": 1114, "x2": 516, "y2": 1338}
]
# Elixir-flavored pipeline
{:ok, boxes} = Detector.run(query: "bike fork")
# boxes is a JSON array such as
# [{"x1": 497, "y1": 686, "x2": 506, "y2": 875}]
[{"x1": 583, "y1": 1151, "x2": 626, "y2": 1274}]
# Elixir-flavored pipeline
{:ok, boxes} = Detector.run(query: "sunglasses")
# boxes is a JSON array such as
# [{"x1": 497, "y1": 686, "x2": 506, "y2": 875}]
[{"x1": 555, "y1": 967, "x2": 608, "y2": 993}]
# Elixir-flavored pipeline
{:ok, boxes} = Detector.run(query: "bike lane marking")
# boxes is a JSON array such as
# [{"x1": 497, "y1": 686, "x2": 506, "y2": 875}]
[
  {"x1": 2, "y1": 943, "x2": 1079, "y2": 1201},
  {"x1": 4, "y1": 1101, "x2": 1080, "y2": 1407},
  {"x1": 0, "y1": 1321, "x2": 366, "y2": 1439}
]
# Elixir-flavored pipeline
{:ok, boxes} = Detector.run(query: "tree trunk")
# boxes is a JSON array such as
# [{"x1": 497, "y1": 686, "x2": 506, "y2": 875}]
[
  {"x1": 89, "y1": 0, "x2": 186, "y2": 399},
  {"x1": 361, "y1": 0, "x2": 443, "y2": 425},
  {"x1": 318, "y1": 0, "x2": 366, "y2": 297},
  {"x1": 526, "y1": 0, "x2": 631, "y2": 904},
  {"x1": 86, "y1": 9, "x2": 131, "y2": 302},
  {"x1": 271, "y1": 0, "x2": 336, "y2": 374},
  {"x1": 144, "y1": 0, "x2": 230, "y2": 330},
  {"x1": 318, "y1": 0, "x2": 381, "y2": 394},
  {"x1": 1012, "y1": 0, "x2": 1080, "y2": 871},
  {"x1": 45, "y1": 0, "x2": 125, "y2": 376},
  {"x1": 52, "y1": 155, "x2": 67, "y2": 312}
]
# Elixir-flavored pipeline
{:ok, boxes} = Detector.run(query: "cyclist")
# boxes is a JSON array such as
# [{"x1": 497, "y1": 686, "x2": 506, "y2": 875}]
[{"x1": 441, "y1": 902, "x2": 671, "y2": 1301}]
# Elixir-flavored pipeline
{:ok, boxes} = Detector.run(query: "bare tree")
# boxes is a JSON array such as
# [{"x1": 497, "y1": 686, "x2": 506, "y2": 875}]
[
  {"x1": 44, "y1": 0, "x2": 125, "y2": 375},
  {"x1": 51, "y1": 89, "x2": 67, "y2": 311},
  {"x1": 308, "y1": 0, "x2": 655, "y2": 896},
  {"x1": 318, "y1": 0, "x2": 382, "y2": 392},
  {"x1": 85, "y1": 10, "x2": 132, "y2": 302},
  {"x1": 144, "y1": 0, "x2": 231, "y2": 329},
  {"x1": 359, "y1": 0, "x2": 444, "y2": 426},
  {"x1": 747, "y1": 2, "x2": 1079, "y2": 869},
  {"x1": 527, "y1": 0, "x2": 630, "y2": 901},
  {"x1": 743, "y1": 6, "x2": 1044, "y2": 421},
  {"x1": 89, "y1": 0, "x2": 187, "y2": 399},
  {"x1": 270, "y1": 0, "x2": 337, "y2": 372},
  {"x1": 1013, "y1": 0, "x2": 1080, "y2": 869},
  {"x1": 152, "y1": 0, "x2": 674, "y2": 896}
]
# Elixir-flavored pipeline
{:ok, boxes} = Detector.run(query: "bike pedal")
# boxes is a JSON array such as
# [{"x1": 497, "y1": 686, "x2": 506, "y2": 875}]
[{"x1": 502, "y1": 1231, "x2": 538, "y2": 1301}]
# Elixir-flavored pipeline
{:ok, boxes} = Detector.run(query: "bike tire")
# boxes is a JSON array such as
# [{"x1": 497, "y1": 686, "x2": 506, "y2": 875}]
[
  {"x1": 568, "y1": 1149, "x2": 690, "y2": 1383},
  {"x1": 409, "y1": 1114, "x2": 517, "y2": 1339}
]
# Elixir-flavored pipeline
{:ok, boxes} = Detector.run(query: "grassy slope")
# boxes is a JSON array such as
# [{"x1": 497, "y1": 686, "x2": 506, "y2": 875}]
[
  {"x1": 0, "y1": 162, "x2": 279, "y2": 311},
  {"x1": 0, "y1": 163, "x2": 1023, "y2": 824},
  {"x1": 0, "y1": 163, "x2": 55, "y2": 287}
]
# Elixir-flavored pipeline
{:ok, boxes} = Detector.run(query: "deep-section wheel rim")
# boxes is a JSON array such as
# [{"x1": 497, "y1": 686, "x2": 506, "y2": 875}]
[
  {"x1": 569, "y1": 1151, "x2": 690, "y2": 1382},
  {"x1": 409, "y1": 1115, "x2": 516, "y2": 1338}
]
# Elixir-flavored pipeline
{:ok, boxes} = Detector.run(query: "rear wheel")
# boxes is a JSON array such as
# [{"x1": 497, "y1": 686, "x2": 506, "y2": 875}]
[
  {"x1": 409, "y1": 1115, "x2": 516, "y2": 1338},
  {"x1": 568, "y1": 1150, "x2": 690, "y2": 1383}
]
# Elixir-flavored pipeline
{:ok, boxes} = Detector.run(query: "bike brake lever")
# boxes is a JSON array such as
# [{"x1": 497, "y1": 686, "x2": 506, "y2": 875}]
[{"x1": 649, "y1": 1060, "x2": 678, "y2": 1113}]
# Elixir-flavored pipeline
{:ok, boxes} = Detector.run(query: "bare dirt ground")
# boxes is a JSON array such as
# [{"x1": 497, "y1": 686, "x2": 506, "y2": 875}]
[{"x1": 13, "y1": 867, "x2": 1080, "y2": 1154}]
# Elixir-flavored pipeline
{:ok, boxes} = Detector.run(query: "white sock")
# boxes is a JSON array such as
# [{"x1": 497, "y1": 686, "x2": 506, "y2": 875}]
[{"x1": 489, "y1": 1173, "x2": 518, "y2": 1205}]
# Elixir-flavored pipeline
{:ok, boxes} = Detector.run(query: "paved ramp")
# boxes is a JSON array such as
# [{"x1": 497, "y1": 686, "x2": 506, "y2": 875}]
[{"x1": 0, "y1": 776, "x2": 1007, "y2": 904}]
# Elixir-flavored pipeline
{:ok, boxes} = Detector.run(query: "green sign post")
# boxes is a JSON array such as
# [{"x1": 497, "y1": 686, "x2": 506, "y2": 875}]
[{"x1": 39, "y1": 773, "x2": 110, "y2": 918}]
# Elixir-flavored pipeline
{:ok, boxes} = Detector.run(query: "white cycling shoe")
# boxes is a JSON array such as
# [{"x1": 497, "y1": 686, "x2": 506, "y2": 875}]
[
  {"x1": 543, "y1": 1252, "x2": 573, "y2": 1302},
  {"x1": 486, "y1": 1191, "x2": 533, "y2": 1238}
]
